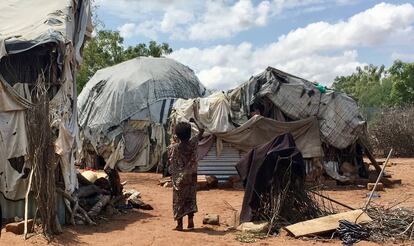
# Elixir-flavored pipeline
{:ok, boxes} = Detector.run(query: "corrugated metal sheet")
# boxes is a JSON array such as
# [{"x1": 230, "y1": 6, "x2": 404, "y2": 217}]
[
  {"x1": 198, "y1": 142, "x2": 242, "y2": 182},
  {"x1": 1, "y1": 194, "x2": 35, "y2": 220},
  {"x1": 305, "y1": 159, "x2": 316, "y2": 175},
  {"x1": 1, "y1": 193, "x2": 66, "y2": 224},
  {"x1": 198, "y1": 146, "x2": 327, "y2": 182}
]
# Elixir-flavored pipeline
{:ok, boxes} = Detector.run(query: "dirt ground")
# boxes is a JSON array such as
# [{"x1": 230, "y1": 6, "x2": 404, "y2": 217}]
[{"x1": 1, "y1": 158, "x2": 413, "y2": 246}]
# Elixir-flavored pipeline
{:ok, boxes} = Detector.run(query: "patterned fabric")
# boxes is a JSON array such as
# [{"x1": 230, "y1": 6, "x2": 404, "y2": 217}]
[{"x1": 168, "y1": 137, "x2": 198, "y2": 220}]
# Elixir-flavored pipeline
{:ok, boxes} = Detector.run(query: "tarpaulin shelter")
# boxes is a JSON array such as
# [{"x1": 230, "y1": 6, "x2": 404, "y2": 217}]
[
  {"x1": 78, "y1": 57, "x2": 208, "y2": 172},
  {"x1": 169, "y1": 67, "x2": 367, "y2": 182},
  {"x1": 228, "y1": 67, "x2": 365, "y2": 149},
  {"x1": 0, "y1": 0, "x2": 92, "y2": 223},
  {"x1": 170, "y1": 92, "x2": 323, "y2": 182}
]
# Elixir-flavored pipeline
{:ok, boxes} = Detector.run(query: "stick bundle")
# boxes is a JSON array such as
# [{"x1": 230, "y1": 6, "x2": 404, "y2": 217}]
[
  {"x1": 366, "y1": 206, "x2": 414, "y2": 242},
  {"x1": 254, "y1": 157, "x2": 334, "y2": 234},
  {"x1": 26, "y1": 78, "x2": 61, "y2": 240}
]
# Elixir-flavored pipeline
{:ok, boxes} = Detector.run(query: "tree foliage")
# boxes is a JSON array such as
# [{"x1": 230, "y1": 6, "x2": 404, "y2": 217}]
[
  {"x1": 77, "y1": 30, "x2": 173, "y2": 93},
  {"x1": 332, "y1": 60, "x2": 414, "y2": 108},
  {"x1": 389, "y1": 60, "x2": 414, "y2": 105}
]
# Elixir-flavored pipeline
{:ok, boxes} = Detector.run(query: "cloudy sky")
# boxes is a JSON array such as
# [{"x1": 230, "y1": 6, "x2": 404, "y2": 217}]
[{"x1": 96, "y1": 0, "x2": 414, "y2": 90}]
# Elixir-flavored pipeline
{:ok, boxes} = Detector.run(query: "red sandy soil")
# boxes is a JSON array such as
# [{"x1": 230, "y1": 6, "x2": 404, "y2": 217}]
[{"x1": 1, "y1": 158, "x2": 413, "y2": 246}]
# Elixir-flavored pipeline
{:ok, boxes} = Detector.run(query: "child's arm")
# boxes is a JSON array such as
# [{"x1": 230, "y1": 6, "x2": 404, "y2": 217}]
[{"x1": 189, "y1": 118, "x2": 205, "y2": 140}]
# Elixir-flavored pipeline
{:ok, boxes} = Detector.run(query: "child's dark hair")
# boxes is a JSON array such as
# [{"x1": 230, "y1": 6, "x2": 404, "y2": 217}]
[{"x1": 175, "y1": 122, "x2": 191, "y2": 141}]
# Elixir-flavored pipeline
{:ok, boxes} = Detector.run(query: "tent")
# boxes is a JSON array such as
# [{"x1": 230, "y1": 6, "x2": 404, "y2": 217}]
[
  {"x1": 0, "y1": 0, "x2": 92, "y2": 224},
  {"x1": 78, "y1": 57, "x2": 208, "y2": 172},
  {"x1": 228, "y1": 67, "x2": 365, "y2": 149},
  {"x1": 169, "y1": 67, "x2": 367, "y2": 182}
]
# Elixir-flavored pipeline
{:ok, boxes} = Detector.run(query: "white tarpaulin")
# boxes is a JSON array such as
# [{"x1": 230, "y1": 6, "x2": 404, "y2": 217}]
[
  {"x1": 0, "y1": 0, "x2": 92, "y2": 62},
  {"x1": 55, "y1": 122, "x2": 78, "y2": 194},
  {"x1": 0, "y1": 135, "x2": 29, "y2": 200},
  {"x1": 0, "y1": 79, "x2": 29, "y2": 200},
  {"x1": 0, "y1": 111, "x2": 28, "y2": 159},
  {"x1": 171, "y1": 92, "x2": 235, "y2": 134}
]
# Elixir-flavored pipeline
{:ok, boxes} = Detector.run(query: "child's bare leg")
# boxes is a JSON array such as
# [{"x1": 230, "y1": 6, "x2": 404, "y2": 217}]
[
  {"x1": 175, "y1": 217, "x2": 183, "y2": 231},
  {"x1": 188, "y1": 213, "x2": 194, "y2": 229}
]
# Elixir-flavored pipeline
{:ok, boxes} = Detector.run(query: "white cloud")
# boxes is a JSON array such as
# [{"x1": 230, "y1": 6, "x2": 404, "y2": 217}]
[
  {"x1": 170, "y1": 43, "x2": 364, "y2": 89},
  {"x1": 99, "y1": 0, "x2": 271, "y2": 40},
  {"x1": 391, "y1": 52, "x2": 414, "y2": 62},
  {"x1": 96, "y1": 0, "x2": 193, "y2": 20},
  {"x1": 271, "y1": 3, "x2": 414, "y2": 57},
  {"x1": 160, "y1": 9, "x2": 193, "y2": 33},
  {"x1": 99, "y1": 0, "x2": 365, "y2": 41},
  {"x1": 271, "y1": 0, "x2": 324, "y2": 14},
  {"x1": 187, "y1": 0, "x2": 271, "y2": 41},
  {"x1": 170, "y1": 3, "x2": 414, "y2": 89},
  {"x1": 118, "y1": 23, "x2": 136, "y2": 38},
  {"x1": 118, "y1": 21, "x2": 159, "y2": 40},
  {"x1": 101, "y1": 1, "x2": 414, "y2": 89}
]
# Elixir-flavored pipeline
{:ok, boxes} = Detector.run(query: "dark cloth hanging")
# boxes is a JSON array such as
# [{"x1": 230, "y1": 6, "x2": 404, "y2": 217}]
[{"x1": 236, "y1": 133, "x2": 306, "y2": 223}]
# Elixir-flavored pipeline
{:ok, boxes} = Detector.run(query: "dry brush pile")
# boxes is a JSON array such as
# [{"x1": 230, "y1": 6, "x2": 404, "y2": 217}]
[
  {"x1": 366, "y1": 206, "x2": 414, "y2": 242},
  {"x1": 253, "y1": 159, "x2": 335, "y2": 234},
  {"x1": 368, "y1": 106, "x2": 414, "y2": 157}
]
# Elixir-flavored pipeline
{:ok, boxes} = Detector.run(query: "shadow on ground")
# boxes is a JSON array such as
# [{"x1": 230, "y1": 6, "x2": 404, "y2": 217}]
[
  {"x1": 184, "y1": 226, "x2": 229, "y2": 236},
  {"x1": 51, "y1": 209, "x2": 155, "y2": 245}
]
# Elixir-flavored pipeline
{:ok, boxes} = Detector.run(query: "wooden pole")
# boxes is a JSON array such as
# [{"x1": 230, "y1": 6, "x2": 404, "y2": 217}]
[
  {"x1": 24, "y1": 168, "x2": 34, "y2": 240},
  {"x1": 354, "y1": 148, "x2": 393, "y2": 223},
  {"x1": 309, "y1": 190, "x2": 355, "y2": 210},
  {"x1": 363, "y1": 148, "x2": 393, "y2": 211},
  {"x1": 358, "y1": 138, "x2": 382, "y2": 173}
]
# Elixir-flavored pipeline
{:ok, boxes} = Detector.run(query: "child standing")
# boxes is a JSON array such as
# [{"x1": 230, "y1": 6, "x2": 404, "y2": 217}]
[{"x1": 168, "y1": 118, "x2": 204, "y2": 230}]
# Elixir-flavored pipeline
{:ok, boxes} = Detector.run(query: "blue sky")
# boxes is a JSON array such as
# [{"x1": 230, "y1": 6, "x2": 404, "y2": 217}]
[{"x1": 96, "y1": 0, "x2": 414, "y2": 90}]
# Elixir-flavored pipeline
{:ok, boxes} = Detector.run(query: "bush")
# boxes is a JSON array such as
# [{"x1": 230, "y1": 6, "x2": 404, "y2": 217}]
[{"x1": 368, "y1": 106, "x2": 414, "y2": 157}]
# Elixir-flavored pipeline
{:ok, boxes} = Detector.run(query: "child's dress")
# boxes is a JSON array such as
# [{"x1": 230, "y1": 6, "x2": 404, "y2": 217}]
[{"x1": 168, "y1": 137, "x2": 198, "y2": 220}]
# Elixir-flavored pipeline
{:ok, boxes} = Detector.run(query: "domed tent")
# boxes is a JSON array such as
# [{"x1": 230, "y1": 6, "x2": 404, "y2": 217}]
[{"x1": 78, "y1": 57, "x2": 207, "y2": 171}]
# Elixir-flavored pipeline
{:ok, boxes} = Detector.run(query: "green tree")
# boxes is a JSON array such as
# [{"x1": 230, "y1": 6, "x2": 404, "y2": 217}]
[
  {"x1": 332, "y1": 60, "x2": 414, "y2": 108},
  {"x1": 358, "y1": 78, "x2": 393, "y2": 107},
  {"x1": 389, "y1": 60, "x2": 414, "y2": 106},
  {"x1": 332, "y1": 64, "x2": 388, "y2": 107},
  {"x1": 123, "y1": 41, "x2": 173, "y2": 60},
  {"x1": 76, "y1": 30, "x2": 173, "y2": 93},
  {"x1": 333, "y1": 65, "x2": 383, "y2": 97}
]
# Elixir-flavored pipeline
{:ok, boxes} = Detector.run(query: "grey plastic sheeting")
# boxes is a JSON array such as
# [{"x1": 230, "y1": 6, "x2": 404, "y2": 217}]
[
  {"x1": 78, "y1": 57, "x2": 207, "y2": 143},
  {"x1": 228, "y1": 67, "x2": 365, "y2": 149}
]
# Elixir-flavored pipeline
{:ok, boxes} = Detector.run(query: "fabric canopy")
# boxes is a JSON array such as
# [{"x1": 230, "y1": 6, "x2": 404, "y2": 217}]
[
  {"x1": 171, "y1": 92, "x2": 235, "y2": 134},
  {"x1": 0, "y1": 0, "x2": 92, "y2": 62},
  {"x1": 171, "y1": 92, "x2": 323, "y2": 158},
  {"x1": 215, "y1": 115, "x2": 323, "y2": 158}
]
